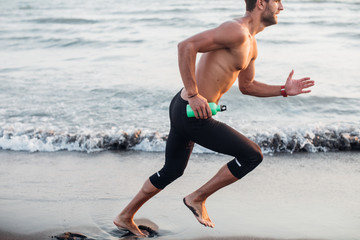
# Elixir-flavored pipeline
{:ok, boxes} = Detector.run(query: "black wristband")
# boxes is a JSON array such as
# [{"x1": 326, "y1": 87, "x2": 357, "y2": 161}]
[{"x1": 188, "y1": 93, "x2": 198, "y2": 99}]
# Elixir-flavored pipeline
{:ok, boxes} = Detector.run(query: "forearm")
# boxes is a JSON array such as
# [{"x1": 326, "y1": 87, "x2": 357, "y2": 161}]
[
  {"x1": 178, "y1": 41, "x2": 198, "y2": 96},
  {"x1": 240, "y1": 80, "x2": 282, "y2": 97}
]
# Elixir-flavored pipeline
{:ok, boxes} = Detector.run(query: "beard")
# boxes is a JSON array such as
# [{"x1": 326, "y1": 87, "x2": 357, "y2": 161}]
[{"x1": 261, "y1": 6, "x2": 278, "y2": 27}]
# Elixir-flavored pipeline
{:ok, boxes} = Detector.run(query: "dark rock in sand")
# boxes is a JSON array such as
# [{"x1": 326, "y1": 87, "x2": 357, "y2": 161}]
[
  {"x1": 116, "y1": 225, "x2": 158, "y2": 238},
  {"x1": 52, "y1": 232, "x2": 94, "y2": 240}
]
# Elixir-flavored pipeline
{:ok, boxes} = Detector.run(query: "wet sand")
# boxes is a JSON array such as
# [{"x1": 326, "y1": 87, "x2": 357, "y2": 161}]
[
  {"x1": 0, "y1": 229, "x2": 326, "y2": 240},
  {"x1": 0, "y1": 150, "x2": 359, "y2": 240}
]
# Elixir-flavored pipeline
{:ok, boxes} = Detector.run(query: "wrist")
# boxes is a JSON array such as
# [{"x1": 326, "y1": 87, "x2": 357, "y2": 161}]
[
  {"x1": 188, "y1": 92, "x2": 198, "y2": 99},
  {"x1": 280, "y1": 85, "x2": 288, "y2": 97}
]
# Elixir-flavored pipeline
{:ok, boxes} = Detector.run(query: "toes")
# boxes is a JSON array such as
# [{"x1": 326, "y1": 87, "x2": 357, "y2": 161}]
[
  {"x1": 203, "y1": 219, "x2": 215, "y2": 228},
  {"x1": 199, "y1": 219, "x2": 207, "y2": 227},
  {"x1": 201, "y1": 220, "x2": 214, "y2": 228},
  {"x1": 137, "y1": 232, "x2": 148, "y2": 238}
]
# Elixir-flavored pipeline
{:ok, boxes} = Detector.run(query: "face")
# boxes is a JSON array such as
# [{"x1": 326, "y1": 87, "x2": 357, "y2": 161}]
[{"x1": 261, "y1": 0, "x2": 284, "y2": 27}]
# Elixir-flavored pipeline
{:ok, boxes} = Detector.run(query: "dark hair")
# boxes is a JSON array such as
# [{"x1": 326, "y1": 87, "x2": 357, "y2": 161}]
[{"x1": 245, "y1": 0, "x2": 269, "y2": 12}]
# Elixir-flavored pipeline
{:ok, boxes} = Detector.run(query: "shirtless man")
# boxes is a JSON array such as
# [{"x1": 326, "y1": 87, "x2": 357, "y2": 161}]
[{"x1": 114, "y1": 0, "x2": 315, "y2": 236}]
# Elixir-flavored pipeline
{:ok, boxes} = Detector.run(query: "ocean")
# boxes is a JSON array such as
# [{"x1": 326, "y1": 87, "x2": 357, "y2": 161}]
[{"x1": 1, "y1": 0, "x2": 360, "y2": 154}]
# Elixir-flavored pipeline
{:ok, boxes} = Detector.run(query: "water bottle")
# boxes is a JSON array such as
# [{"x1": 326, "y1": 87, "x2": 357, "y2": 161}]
[{"x1": 186, "y1": 102, "x2": 227, "y2": 118}]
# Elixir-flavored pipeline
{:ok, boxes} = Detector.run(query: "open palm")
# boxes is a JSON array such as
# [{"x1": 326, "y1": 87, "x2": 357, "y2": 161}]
[{"x1": 285, "y1": 70, "x2": 315, "y2": 96}]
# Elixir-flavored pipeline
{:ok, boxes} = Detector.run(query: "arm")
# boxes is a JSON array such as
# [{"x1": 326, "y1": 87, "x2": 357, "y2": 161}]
[
  {"x1": 238, "y1": 60, "x2": 315, "y2": 97},
  {"x1": 178, "y1": 21, "x2": 246, "y2": 118}
]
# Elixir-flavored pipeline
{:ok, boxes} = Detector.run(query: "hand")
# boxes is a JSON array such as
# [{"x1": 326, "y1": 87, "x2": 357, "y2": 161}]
[
  {"x1": 188, "y1": 94, "x2": 212, "y2": 119},
  {"x1": 285, "y1": 70, "x2": 315, "y2": 96}
]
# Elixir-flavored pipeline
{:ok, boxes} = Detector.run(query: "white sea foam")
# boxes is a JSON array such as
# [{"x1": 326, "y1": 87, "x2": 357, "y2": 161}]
[{"x1": 1, "y1": 122, "x2": 359, "y2": 154}]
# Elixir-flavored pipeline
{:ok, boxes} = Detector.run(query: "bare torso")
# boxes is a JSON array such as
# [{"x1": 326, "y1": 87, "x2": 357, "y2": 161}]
[{"x1": 181, "y1": 20, "x2": 258, "y2": 103}]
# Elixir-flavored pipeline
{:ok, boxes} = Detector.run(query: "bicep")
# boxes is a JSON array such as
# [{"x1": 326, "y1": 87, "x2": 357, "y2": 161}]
[{"x1": 238, "y1": 60, "x2": 255, "y2": 94}]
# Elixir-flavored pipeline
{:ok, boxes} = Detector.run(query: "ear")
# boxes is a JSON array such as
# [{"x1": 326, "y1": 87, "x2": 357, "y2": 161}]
[{"x1": 256, "y1": 0, "x2": 265, "y2": 10}]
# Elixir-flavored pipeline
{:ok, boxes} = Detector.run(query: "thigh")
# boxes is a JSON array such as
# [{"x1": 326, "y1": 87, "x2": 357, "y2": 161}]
[
  {"x1": 189, "y1": 118, "x2": 259, "y2": 159},
  {"x1": 164, "y1": 128, "x2": 194, "y2": 171}
]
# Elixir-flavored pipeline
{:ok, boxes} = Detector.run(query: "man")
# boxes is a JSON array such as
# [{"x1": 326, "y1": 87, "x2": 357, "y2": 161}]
[{"x1": 114, "y1": 0, "x2": 315, "y2": 236}]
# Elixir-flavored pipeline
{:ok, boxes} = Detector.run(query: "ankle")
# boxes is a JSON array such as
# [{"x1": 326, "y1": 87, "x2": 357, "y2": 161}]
[
  {"x1": 187, "y1": 192, "x2": 207, "y2": 203},
  {"x1": 117, "y1": 212, "x2": 132, "y2": 221}
]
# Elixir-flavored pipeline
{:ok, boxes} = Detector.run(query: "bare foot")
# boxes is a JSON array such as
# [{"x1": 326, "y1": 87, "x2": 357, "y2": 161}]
[
  {"x1": 183, "y1": 196, "x2": 215, "y2": 228},
  {"x1": 113, "y1": 215, "x2": 147, "y2": 237}
]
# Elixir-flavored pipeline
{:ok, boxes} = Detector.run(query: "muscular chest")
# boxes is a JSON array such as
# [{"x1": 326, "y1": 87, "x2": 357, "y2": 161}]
[{"x1": 229, "y1": 38, "x2": 257, "y2": 70}]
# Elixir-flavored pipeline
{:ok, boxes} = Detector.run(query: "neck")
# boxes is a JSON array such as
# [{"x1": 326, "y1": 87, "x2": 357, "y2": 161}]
[{"x1": 244, "y1": 11, "x2": 266, "y2": 36}]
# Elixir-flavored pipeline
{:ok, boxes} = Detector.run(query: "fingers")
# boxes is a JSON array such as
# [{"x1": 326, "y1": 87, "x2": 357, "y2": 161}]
[
  {"x1": 193, "y1": 103, "x2": 206, "y2": 119},
  {"x1": 295, "y1": 82, "x2": 314, "y2": 95},
  {"x1": 196, "y1": 110, "x2": 204, "y2": 119},
  {"x1": 299, "y1": 78, "x2": 314, "y2": 88},
  {"x1": 301, "y1": 79, "x2": 315, "y2": 89},
  {"x1": 287, "y1": 69, "x2": 294, "y2": 81},
  {"x1": 303, "y1": 82, "x2": 315, "y2": 89},
  {"x1": 293, "y1": 76, "x2": 314, "y2": 87},
  {"x1": 189, "y1": 94, "x2": 212, "y2": 119},
  {"x1": 300, "y1": 77, "x2": 311, "y2": 81},
  {"x1": 195, "y1": 105, "x2": 211, "y2": 119},
  {"x1": 205, "y1": 104, "x2": 212, "y2": 118}
]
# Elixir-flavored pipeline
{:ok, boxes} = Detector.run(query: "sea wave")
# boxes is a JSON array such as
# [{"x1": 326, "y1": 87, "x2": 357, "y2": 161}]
[
  {"x1": 0, "y1": 125, "x2": 359, "y2": 154},
  {"x1": 29, "y1": 18, "x2": 98, "y2": 25}
]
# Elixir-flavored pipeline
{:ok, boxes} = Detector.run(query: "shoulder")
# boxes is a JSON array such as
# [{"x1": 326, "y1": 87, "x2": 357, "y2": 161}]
[
  {"x1": 215, "y1": 20, "x2": 250, "y2": 46},
  {"x1": 218, "y1": 20, "x2": 247, "y2": 32}
]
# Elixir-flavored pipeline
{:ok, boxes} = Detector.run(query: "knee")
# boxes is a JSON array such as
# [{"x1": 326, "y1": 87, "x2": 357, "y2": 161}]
[
  {"x1": 250, "y1": 146, "x2": 263, "y2": 166},
  {"x1": 237, "y1": 145, "x2": 263, "y2": 168},
  {"x1": 165, "y1": 167, "x2": 185, "y2": 181},
  {"x1": 227, "y1": 145, "x2": 263, "y2": 180},
  {"x1": 150, "y1": 167, "x2": 184, "y2": 189}
]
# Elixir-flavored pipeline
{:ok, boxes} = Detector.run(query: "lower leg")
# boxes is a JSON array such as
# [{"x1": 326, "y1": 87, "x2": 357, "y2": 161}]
[
  {"x1": 114, "y1": 178, "x2": 161, "y2": 236},
  {"x1": 184, "y1": 164, "x2": 238, "y2": 228}
]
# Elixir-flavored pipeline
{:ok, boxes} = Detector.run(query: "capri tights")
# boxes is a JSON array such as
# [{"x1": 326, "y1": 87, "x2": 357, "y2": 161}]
[{"x1": 149, "y1": 90, "x2": 263, "y2": 189}]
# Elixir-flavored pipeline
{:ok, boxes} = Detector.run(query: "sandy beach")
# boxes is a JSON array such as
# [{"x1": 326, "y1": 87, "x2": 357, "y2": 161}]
[{"x1": 0, "y1": 150, "x2": 359, "y2": 240}]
